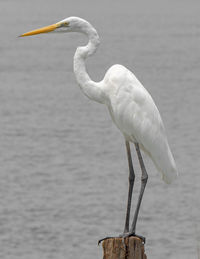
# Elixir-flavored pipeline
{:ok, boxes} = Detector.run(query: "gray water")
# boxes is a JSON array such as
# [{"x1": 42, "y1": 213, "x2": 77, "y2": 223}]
[{"x1": 0, "y1": 0, "x2": 200, "y2": 258}]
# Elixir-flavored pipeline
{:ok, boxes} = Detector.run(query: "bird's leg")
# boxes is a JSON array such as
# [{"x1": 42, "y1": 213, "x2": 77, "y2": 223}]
[
  {"x1": 130, "y1": 143, "x2": 148, "y2": 234},
  {"x1": 98, "y1": 141, "x2": 135, "y2": 246},
  {"x1": 98, "y1": 143, "x2": 147, "y2": 245},
  {"x1": 123, "y1": 141, "x2": 135, "y2": 234}
]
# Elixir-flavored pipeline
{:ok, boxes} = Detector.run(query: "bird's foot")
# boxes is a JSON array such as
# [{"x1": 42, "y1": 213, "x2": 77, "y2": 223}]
[
  {"x1": 119, "y1": 232, "x2": 146, "y2": 244},
  {"x1": 98, "y1": 236, "x2": 114, "y2": 245},
  {"x1": 98, "y1": 232, "x2": 145, "y2": 245}
]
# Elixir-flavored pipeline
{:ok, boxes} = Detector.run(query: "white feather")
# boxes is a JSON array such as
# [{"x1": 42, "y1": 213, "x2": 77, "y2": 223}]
[
  {"x1": 22, "y1": 16, "x2": 178, "y2": 183},
  {"x1": 71, "y1": 17, "x2": 178, "y2": 183},
  {"x1": 102, "y1": 64, "x2": 178, "y2": 183}
]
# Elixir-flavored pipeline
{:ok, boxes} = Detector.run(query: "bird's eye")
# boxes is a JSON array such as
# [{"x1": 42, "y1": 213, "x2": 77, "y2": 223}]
[{"x1": 63, "y1": 22, "x2": 69, "y2": 27}]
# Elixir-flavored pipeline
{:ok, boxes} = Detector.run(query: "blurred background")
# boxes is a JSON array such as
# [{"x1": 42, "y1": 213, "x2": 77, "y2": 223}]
[{"x1": 0, "y1": 0, "x2": 200, "y2": 258}]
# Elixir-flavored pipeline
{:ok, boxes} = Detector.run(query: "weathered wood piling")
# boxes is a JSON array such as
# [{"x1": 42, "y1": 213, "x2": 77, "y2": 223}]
[{"x1": 102, "y1": 237, "x2": 147, "y2": 259}]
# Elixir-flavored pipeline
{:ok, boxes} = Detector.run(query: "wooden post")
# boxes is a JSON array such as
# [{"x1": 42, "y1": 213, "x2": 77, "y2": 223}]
[{"x1": 102, "y1": 237, "x2": 147, "y2": 259}]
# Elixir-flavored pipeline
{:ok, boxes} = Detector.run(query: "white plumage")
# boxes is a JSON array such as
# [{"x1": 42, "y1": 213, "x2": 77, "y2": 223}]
[
  {"x1": 102, "y1": 64, "x2": 177, "y2": 183},
  {"x1": 20, "y1": 16, "x2": 178, "y2": 239}
]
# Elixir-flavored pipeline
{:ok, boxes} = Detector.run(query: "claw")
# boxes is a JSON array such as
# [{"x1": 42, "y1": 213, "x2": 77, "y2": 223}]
[
  {"x1": 98, "y1": 236, "x2": 113, "y2": 245},
  {"x1": 124, "y1": 233, "x2": 146, "y2": 244},
  {"x1": 98, "y1": 233, "x2": 146, "y2": 246}
]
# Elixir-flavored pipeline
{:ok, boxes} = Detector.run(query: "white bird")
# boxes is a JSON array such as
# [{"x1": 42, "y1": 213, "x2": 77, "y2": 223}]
[{"x1": 20, "y1": 16, "x2": 178, "y2": 242}]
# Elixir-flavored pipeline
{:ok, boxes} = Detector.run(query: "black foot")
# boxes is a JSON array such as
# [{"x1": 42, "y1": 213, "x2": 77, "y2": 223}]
[
  {"x1": 98, "y1": 236, "x2": 114, "y2": 245},
  {"x1": 98, "y1": 232, "x2": 145, "y2": 245},
  {"x1": 119, "y1": 232, "x2": 146, "y2": 244}
]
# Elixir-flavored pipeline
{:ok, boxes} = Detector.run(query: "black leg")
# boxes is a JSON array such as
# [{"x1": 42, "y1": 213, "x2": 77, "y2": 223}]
[
  {"x1": 98, "y1": 142, "x2": 148, "y2": 246},
  {"x1": 130, "y1": 143, "x2": 148, "y2": 234},
  {"x1": 98, "y1": 141, "x2": 136, "y2": 245},
  {"x1": 123, "y1": 141, "x2": 135, "y2": 233}
]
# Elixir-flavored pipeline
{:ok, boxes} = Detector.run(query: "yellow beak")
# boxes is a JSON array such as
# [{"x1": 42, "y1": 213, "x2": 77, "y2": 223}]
[{"x1": 19, "y1": 23, "x2": 60, "y2": 37}]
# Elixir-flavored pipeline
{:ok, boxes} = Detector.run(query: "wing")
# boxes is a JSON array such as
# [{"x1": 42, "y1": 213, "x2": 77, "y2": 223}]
[{"x1": 103, "y1": 64, "x2": 177, "y2": 183}]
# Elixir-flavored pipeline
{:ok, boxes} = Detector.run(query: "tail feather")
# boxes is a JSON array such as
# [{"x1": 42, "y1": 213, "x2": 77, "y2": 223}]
[
  {"x1": 161, "y1": 165, "x2": 178, "y2": 184},
  {"x1": 148, "y1": 144, "x2": 178, "y2": 184}
]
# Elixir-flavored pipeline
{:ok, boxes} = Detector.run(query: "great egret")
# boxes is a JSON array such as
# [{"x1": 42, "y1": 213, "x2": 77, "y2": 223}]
[{"x1": 20, "y1": 17, "x2": 178, "y2": 242}]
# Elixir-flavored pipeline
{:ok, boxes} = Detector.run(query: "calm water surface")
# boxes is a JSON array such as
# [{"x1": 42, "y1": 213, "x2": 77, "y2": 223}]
[{"x1": 0, "y1": 1, "x2": 200, "y2": 258}]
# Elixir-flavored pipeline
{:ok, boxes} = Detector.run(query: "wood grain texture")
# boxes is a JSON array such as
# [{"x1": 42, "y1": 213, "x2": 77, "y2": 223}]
[{"x1": 102, "y1": 237, "x2": 147, "y2": 259}]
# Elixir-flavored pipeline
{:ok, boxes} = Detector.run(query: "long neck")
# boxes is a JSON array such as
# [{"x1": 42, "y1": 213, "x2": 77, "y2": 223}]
[{"x1": 73, "y1": 23, "x2": 104, "y2": 104}]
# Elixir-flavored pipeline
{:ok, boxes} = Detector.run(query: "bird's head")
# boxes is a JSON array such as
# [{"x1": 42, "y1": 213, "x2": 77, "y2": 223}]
[{"x1": 19, "y1": 17, "x2": 91, "y2": 37}]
